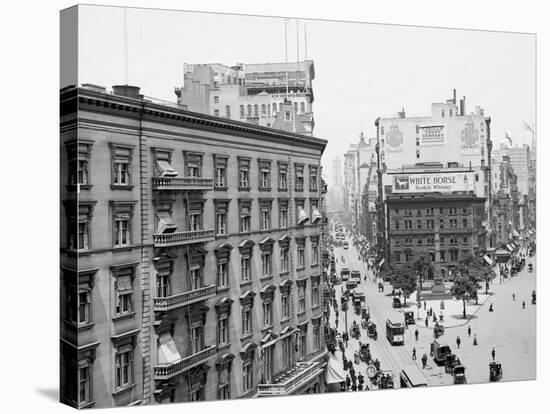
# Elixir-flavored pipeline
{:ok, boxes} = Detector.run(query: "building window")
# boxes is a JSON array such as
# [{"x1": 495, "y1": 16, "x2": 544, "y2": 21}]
[
  {"x1": 463, "y1": 219, "x2": 468, "y2": 228},
  {"x1": 254, "y1": 104, "x2": 259, "y2": 117},
  {"x1": 66, "y1": 140, "x2": 93, "y2": 188},
  {"x1": 183, "y1": 152, "x2": 203, "y2": 178},
  {"x1": 111, "y1": 202, "x2": 135, "y2": 248},
  {"x1": 417, "y1": 220, "x2": 422, "y2": 229},
  {"x1": 300, "y1": 102, "x2": 305, "y2": 114},
  {"x1": 258, "y1": 159, "x2": 272, "y2": 190},
  {"x1": 239, "y1": 201, "x2": 251, "y2": 233},
  {"x1": 242, "y1": 360, "x2": 253, "y2": 393},
  {"x1": 298, "y1": 284, "x2": 306, "y2": 313},
  {"x1": 242, "y1": 306, "x2": 252, "y2": 336},
  {"x1": 247, "y1": 105, "x2": 252, "y2": 117},
  {"x1": 261, "y1": 104, "x2": 266, "y2": 116},
  {"x1": 113, "y1": 265, "x2": 135, "y2": 317},
  {"x1": 241, "y1": 256, "x2": 251, "y2": 283},
  {"x1": 218, "y1": 365, "x2": 231, "y2": 400},
  {"x1": 297, "y1": 243, "x2": 305, "y2": 268},
  {"x1": 440, "y1": 251, "x2": 446, "y2": 261},
  {"x1": 450, "y1": 250, "x2": 459, "y2": 261},
  {"x1": 312, "y1": 323, "x2": 321, "y2": 352},
  {"x1": 281, "y1": 293, "x2": 290, "y2": 320},
  {"x1": 311, "y1": 241, "x2": 319, "y2": 265},
  {"x1": 261, "y1": 252, "x2": 272, "y2": 277},
  {"x1": 214, "y1": 109, "x2": 220, "y2": 117},
  {"x1": 394, "y1": 252, "x2": 401, "y2": 262},
  {"x1": 225, "y1": 105, "x2": 231, "y2": 118},
  {"x1": 115, "y1": 348, "x2": 133, "y2": 390},
  {"x1": 263, "y1": 301, "x2": 273, "y2": 327},
  {"x1": 109, "y1": 143, "x2": 134, "y2": 188},
  {"x1": 395, "y1": 220, "x2": 400, "y2": 230},
  {"x1": 441, "y1": 109, "x2": 445, "y2": 117},
  {"x1": 191, "y1": 324, "x2": 204, "y2": 354},
  {"x1": 279, "y1": 202, "x2": 289, "y2": 228},
  {"x1": 214, "y1": 200, "x2": 230, "y2": 236},
  {"x1": 439, "y1": 219, "x2": 445, "y2": 229},
  {"x1": 272, "y1": 103, "x2": 277, "y2": 114},
  {"x1": 190, "y1": 266, "x2": 202, "y2": 290},
  {"x1": 309, "y1": 166, "x2": 318, "y2": 191},
  {"x1": 66, "y1": 202, "x2": 96, "y2": 251},
  {"x1": 217, "y1": 262, "x2": 229, "y2": 288},
  {"x1": 214, "y1": 96, "x2": 219, "y2": 103},
  {"x1": 156, "y1": 273, "x2": 170, "y2": 298},
  {"x1": 214, "y1": 155, "x2": 228, "y2": 189},
  {"x1": 238, "y1": 157, "x2": 251, "y2": 189},
  {"x1": 298, "y1": 330, "x2": 306, "y2": 360},
  {"x1": 450, "y1": 219, "x2": 458, "y2": 228},
  {"x1": 427, "y1": 219, "x2": 434, "y2": 229},
  {"x1": 311, "y1": 280, "x2": 320, "y2": 307},
  {"x1": 295, "y1": 164, "x2": 305, "y2": 190},
  {"x1": 240, "y1": 105, "x2": 245, "y2": 117},
  {"x1": 217, "y1": 315, "x2": 229, "y2": 346},
  {"x1": 463, "y1": 236, "x2": 468, "y2": 244},
  {"x1": 114, "y1": 218, "x2": 130, "y2": 247},
  {"x1": 278, "y1": 162, "x2": 289, "y2": 190},
  {"x1": 280, "y1": 248, "x2": 289, "y2": 272}
]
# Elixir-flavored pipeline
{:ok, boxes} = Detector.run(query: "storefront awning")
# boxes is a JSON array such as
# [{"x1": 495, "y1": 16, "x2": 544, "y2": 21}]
[
  {"x1": 378, "y1": 258, "x2": 385, "y2": 267},
  {"x1": 495, "y1": 249, "x2": 511, "y2": 256},
  {"x1": 156, "y1": 160, "x2": 178, "y2": 177},
  {"x1": 483, "y1": 255, "x2": 493, "y2": 266},
  {"x1": 157, "y1": 211, "x2": 177, "y2": 234},
  {"x1": 506, "y1": 244, "x2": 514, "y2": 252},
  {"x1": 311, "y1": 209, "x2": 322, "y2": 224},
  {"x1": 512, "y1": 229, "x2": 520, "y2": 237},
  {"x1": 158, "y1": 332, "x2": 182, "y2": 364},
  {"x1": 325, "y1": 355, "x2": 346, "y2": 384}
]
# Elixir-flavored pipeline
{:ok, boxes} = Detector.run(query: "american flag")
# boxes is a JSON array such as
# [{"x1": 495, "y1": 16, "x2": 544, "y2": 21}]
[
  {"x1": 505, "y1": 131, "x2": 513, "y2": 146},
  {"x1": 523, "y1": 121, "x2": 535, "y2": 134}
]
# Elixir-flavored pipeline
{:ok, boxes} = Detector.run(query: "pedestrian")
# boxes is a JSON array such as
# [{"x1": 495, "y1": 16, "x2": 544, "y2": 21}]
[
  {"x1": 415, "y1": 328, "x2": 419, "y2": 341},
  {"x1": 491, "y1": 347, "x2": 496, "y2": 361},
  {"x1": 467, "y1": 325, "x2": 471, "y2": 337},
  {"x1": 424, "y1": 300, "x2": 427, "y2": 311},
  {"x1": 412, "y1": 347, "x2": 417, "y2": 360},
  {"x1": 512, "y1": 293, "x2": 516, "y2": 301},
  {"x1": 456, "y1": 336, "x2": 461, "y2": 349},
  {"x1": 346, "y1": 374, "x2": 351, "y2": 389},
  {"x1": 335, "y1": 318, "x2": 339, "y2": 329},
  {"x1": 489, "y1": 303, "x2": 493, "y2": 312},
  {"x1": 421, "y1": 353, "x2": 428, "y2": 369},
  {"x1": 522, "y1": 300, "x2": 526, "y2": 309},
  {"x1": 473, "y1": 334, "x2": 478, "y2": 346},
  {"x1": 425, "y1": 316, "x2": 429, "y2": 328},
  {"x1": 432, "y1": 314, "x2": 437, "y2": 323}
]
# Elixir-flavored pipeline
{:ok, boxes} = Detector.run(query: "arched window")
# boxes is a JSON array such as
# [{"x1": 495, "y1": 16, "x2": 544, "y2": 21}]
[
  {"x1": 272, "y1": 103, "x2": 277, "y2": 114},
  {"x1": 279, "y1": 102, "x2": 283, "y2": 112},
  {"x1": 293, "y1": 102, "x2": 298, "y2": 113},
  {"x1": 261, "y1": 104, "x2": 266, "y2": 116},
  {"x1": 285, "y1": 112, "x2": 291, "y2": 121},
  {"x1": 300, "y1": 102, "x2": 305, "y2": 113},
  {"x1": 240, "y1": 105, "x2": 245, "y2": 117},
  {"x1": 247, "y1": 105, "x2": 252, "y2": 117},
  {"x1": 267, "y1": 105, "x2": 271, "y2": 117},
  {"x1": 254, "y1": 104, "x2": 259, "y2": 117}
]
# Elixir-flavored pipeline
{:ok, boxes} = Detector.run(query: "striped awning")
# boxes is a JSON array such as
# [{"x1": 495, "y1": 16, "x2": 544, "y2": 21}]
[{"x1": 483, "y1": 255, "x2": 493, "y2": 265}]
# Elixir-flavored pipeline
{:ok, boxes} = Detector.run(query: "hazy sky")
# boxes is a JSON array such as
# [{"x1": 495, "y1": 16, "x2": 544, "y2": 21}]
[{"x1": 77, "y1": 5, "x2": 536, "y2": 183}]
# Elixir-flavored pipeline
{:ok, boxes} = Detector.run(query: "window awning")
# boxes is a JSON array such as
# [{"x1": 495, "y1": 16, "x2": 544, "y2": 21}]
[
  {"x1": 326, "y1": 354, "x2": 346, "y2": 385},
  {"x1": 157, "y1": 212, "x2": 177, "y2": 234},
  {"x1": 311, "y1": 208, "x2": 322, "y2": 224},
  {"x1": 297, "y1": 207, "x2": 309, "y2": 225},
  {"x1": 483, "y1": 255, "x2": 493, "y2": 266},
  {"x1": 156, "y1": 160, "x2": 178, "y2": 177},
  {"x1": 158, "y1": 332, "x2": 182, "y2": 364},
  {"x1": 512, "y1": 229, "x2": 520, "y2": 237},
  {"x1": 506, "y1": 244, "x2": 514, "y2": 252},
  {"x1": 495, "y1": 249, "x2": 511, "y2": 256},
  {"x1": 378, "y1": 258, "x2": 385, "y2": 267}
]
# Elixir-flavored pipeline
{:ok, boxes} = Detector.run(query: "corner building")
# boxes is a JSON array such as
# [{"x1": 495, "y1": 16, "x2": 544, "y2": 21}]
[{"x1": 60, "y1": 85, "x2": 328, "y2": 408}]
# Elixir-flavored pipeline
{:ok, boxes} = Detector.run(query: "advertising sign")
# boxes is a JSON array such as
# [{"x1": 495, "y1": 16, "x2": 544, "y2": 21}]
[
  {"x1": 385, "y1": 124, "x2": 404, "y2": 152},
  {"x1": 419, "y1": 125, "x2": 445, "y2": 145},
  {"x1": 392, "y1": 172, "x2": 474, "y2": 193},
  {"x1": 461, "y1": 121, "x2": 481, "y2": 154}
]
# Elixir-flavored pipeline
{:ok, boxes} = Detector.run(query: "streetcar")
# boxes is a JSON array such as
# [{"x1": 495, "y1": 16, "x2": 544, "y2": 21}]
[
  {"x1": 340, "y1": 268, "x2": 351, "y2": 282},
  {"x1": 385, "y1": 319, "x2": 405, "y2": 345},
  {"x1": 351, "y1": 270, "x2": 361, "y2": 285}
]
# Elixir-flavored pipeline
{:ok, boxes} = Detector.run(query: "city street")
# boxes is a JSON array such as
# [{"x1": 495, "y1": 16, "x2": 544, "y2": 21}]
[{"x1": 327, "y1": 233, "x2": 536, "y2": 390}]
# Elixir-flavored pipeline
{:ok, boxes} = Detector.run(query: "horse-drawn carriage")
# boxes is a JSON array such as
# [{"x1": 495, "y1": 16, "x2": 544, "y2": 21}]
[
  {"x1": 489, "y1": 361, "x2": 502, "y2": 382},
  {"x1": 404, "y1": 311, "x2": 415, "y2": 326},
  {"x1": 392, "y1": 297, "x2": 402, "y2": 308},
  {"x1": 453, "y1": 365, "x2": 466, "y2": 384},
  {"x1": 445, "y1": 354, "x2": 459, "y2": 374},
  {"x1": 433, "y1": 322, "x2": 445, "y2": 339},
  {"x1": 350, "y1": 321, "x2": 361, "y2": 339},
  {"x1": 358, "y1": 341, "x2": 371, "y2": 363},
  {"x1": 367, "y1": 321, "x2": 378, "y2": 340}
]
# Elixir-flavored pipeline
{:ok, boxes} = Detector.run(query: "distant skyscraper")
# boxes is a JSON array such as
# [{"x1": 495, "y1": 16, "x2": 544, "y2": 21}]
[{"x1": 332, "y1": 157, "x2": 342, "y2": 188}]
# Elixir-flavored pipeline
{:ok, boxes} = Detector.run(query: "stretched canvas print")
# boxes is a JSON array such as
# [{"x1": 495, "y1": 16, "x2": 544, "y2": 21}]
[{"x1": 59, "y1": 4, "x2": 536, "y2": 409}]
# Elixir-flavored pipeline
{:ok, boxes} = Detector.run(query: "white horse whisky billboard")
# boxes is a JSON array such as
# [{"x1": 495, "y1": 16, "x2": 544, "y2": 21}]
[{"x1": 392, "y1": 172, "x2": 475, "y2": 193}]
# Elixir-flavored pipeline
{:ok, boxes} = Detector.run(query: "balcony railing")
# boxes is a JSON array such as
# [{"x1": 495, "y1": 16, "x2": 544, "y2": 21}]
[
  {"x1": 153, "y1": 285, "x2": 216, "y2": 312},
  {"x1": 154, "y1": 345, "x2": 217, "y2": 380},
  {"x1": 152, "y1": 177, "x2": 214, "y2": 191},
  {"x1": 257, "y1": 361, "x2": 321, "y2": 396},
  {"x1": 153, "y1": 229, "x2": 215, "y2": 247}
]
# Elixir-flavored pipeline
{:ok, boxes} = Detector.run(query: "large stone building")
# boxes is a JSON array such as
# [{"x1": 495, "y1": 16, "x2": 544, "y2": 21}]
[
  {"x1": 375, "y1": 91, "x2": 494, "y2": 266},
  {"x1": 60, "y1": 84, "x2": 328, "y2": 408},
  {"x1": 175, "y1": 61, "x2": 315, "y2": 135}
]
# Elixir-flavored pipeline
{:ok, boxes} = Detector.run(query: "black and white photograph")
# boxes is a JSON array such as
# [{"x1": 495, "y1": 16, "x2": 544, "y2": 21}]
[{"x1": 57, "y1": 3, "x2": 537, "y2": 409}]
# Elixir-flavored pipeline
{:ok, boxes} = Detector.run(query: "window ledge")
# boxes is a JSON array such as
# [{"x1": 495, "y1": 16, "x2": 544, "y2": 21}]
[
  {"x1": 240, "y1": 281, "x2": 253, "y2": 289},
  {"x1": 110, "y1": 184, "x2": 135, "y2": 191},
  {"x1": 261, "y1": 324, "x2": 274, "y2": 333},
  {"x1": 309, "y1": 188, "x2": 318, "y2": 192},
  {"x1": 112, "y1": 312, "x2": 136, "y2": 323},
  {"x1": 78, "y1": 401, "x2": 96, "y2": 409},
  {"x1": 278, "y1": 188, "x2": 289, "y2": 192},
  {"x1": 296, "y1": 266, "x2": 306, "y2": 272},
  {"x1": 279, "y1": 271, "x2": 290, "y2": 278},
  {"x1": 259, "y1": 188, "x2": 272, "y2": 192},
  {"x1": 112, "y1": 384, "x2": 136, "y2": 398},
  {"x1": 297, "y1": 311, "x2": 307, "y2": 317},
  {"x1": 217, "y1": 343, "x2": 231, "y2": 352},
  {"x1": 294, "y1": 188, "x2": 304, "y2": 192},
  {"x1": 112, "y1": 246, "x2": 137, "y2": 253},
  {"x1": 241, "y1": 333, "x2": 254, "y2": 342},
  {"x1": 280, "y1": 317, "x2": 290, "y2": 324},
  {"x1": 238, "y1": 187, "x2": 251, "y2": 192},
  {"x1": 215, "y1": 234, "x2": 229, "y2": 240},
  {"x1": 260, "y1": 275, "x2": 273, "y2": 281},
  {"x1": 66, "y1": 184, "x2": 93, "y2": 191},
  {"x1": 214, "y1": 186, "x2": 228, "y2": 191},
  {"x1": 216, "y1": 287, "x2": 230, "y2": 294},
  {"x1": 64, "y1": 319, "x2": 95, "y2": 332},
  {"x1": 310, "y1": 264, "x2": 320, "y2": 268}
]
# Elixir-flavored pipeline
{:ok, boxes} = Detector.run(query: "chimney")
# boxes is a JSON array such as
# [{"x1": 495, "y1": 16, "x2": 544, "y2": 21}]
[
  {"x1": 112, "y1": 84, "x2": 143, "y2": 99},
  {"x1": 460, "y1": 96, "x2": 466, "y2": 116},
  {"x1": 453, "y1": 88, "x2": 457, "y2": 104},
  {"x1": 398, "y1": 107, "x2": 406, "y2": 119}
]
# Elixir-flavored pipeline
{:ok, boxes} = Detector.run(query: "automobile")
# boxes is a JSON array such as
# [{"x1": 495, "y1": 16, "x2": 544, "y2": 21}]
[
  {"x1": 392, "y1": 297, "x2": 401, "y2": 308},
  {"x1": 404, "y1": 311, "x2": 415, "y2": 325},
  {"x1": 343, "y1": 241, "x2": 349, "y2": 249},
  {"x1": 431, "y1": 340, "x2": 452, "y2": 365},
  {"x1": 340, "y1": 268, "x2": 351, "y2": 281},
  {"x1": 346, "y1": 280, "x2": 358, "y2": 290},
  {"x1": 489, "y1": 361, "x2": 502, "y2": 382},
  {"x1": 350, "y1": 270, "x2": 361, "y2": 284},
  {"x1": 453, "y1": 365, "x2": 467, "y2": 384}
]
